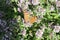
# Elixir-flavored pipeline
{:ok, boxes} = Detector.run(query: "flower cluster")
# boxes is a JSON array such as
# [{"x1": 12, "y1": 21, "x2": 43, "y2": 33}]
[{"x1": 16, "y1": 0, "x2": 60, "y2": 40}]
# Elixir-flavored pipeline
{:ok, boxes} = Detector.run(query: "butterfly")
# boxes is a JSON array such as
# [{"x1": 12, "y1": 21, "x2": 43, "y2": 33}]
[{"x1": 23, "y1": 10, "x2": 37, "y2": 24}]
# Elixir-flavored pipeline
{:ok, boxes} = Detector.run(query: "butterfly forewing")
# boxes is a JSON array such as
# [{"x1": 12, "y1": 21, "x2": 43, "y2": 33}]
[
  {"x1": 29, "y1": 16, "x2": 37, "y2": 24},
  {"x1": 23, "y1": 11, "x2": 30, "y2": 23}
]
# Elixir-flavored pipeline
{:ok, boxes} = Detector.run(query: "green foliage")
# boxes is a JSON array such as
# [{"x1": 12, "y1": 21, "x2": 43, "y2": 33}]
[{"x1": 0, "y1": 0, "x2": 60, "y2": 40}]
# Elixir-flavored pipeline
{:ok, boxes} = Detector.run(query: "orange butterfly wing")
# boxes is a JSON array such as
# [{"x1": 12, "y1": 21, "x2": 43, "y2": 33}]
[
  {"x1": 29, "y1": 16, "x2": 37, "y2": 24},
  {"x1": 23, "y1": 10, "x2": 37, "y2": 24},
  {"x1": 23, "y1": 11, "x2": 30, "y2": 23}
]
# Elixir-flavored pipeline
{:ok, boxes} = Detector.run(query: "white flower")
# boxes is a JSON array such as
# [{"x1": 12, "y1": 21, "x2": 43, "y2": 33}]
[
  {"x1": 53, "y1": 26, "x2": 60, "y2": 33},
  {"x1": 55, "y1": 0, "x2": 58, "y2": 2},
  {"x1": 35, "y1": 29, "x2": 43, "y2": 38},
  {"x1": 31, "y1": 0, "x2": 40, "y2": 5},
  {"x1": 19, "y1": 0, "x2": 25, "y2": 3},
  {"x1": 37, "y1": 6, "x2": 46, "y2": 14},
  {"x1": 36, "y1": 6, "x2": 46, "y2": 19},
  {"x1": 56, "y1": 1, "x2": 60, "y2": 7},
  {"x1": 50, "y1": 5, "x2": 55, "y2": 11},
  {"x1": 17, "y1": 2, "x2": 21, "y2": 7},
  {"x1": 24, "y1": 22, "x2": 32, "y2": 27},
  {"x1": 17, "y1": 8, "x2": 22, "y2": 12},
  {"x1": 21, "y1": 2, "x2": 29, "y2": 10},
  {"x1": 21, "y1": 29, "x2": 26, "y2": 36}
]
